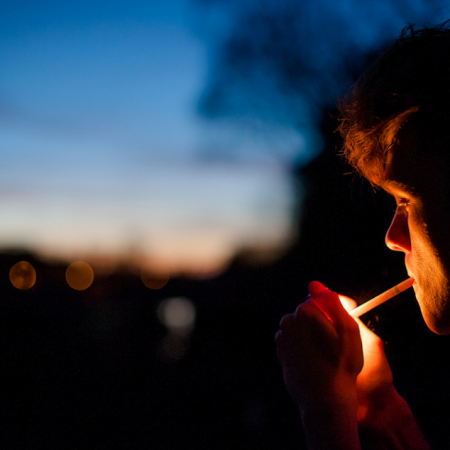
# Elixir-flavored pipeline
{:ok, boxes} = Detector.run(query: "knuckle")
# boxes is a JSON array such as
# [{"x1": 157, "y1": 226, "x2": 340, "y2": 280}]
[
  {"x1": 274, "y1": 330, "x2": 283, "y2": 343},
  {"x1": 296, "y1": 300, "x2": 315, "y2": 317},
  {"x1": 279, "y1": 313, "x2": 294, "y2": 331}
]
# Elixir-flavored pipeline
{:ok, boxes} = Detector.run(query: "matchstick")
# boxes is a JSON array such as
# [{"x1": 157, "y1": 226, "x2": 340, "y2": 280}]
[{"x1": 349, "y1": 277, "x2": 415, "y2": 318}]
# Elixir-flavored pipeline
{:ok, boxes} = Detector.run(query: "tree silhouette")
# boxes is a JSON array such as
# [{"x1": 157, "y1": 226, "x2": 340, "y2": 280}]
[{"x1": 196, "y1": 0, "x2": 446, "y2": 159}]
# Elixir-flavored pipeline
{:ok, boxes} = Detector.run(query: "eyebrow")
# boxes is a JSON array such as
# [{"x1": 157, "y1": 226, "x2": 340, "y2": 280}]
[{"x1": 381, "y1": 179, "x2": 415, "y2": 195}]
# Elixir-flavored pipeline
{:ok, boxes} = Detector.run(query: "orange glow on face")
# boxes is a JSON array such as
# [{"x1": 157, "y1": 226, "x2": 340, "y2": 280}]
[
  {"x1": 9, "y1": 261, "x2": 37, "y2": 290},
  {"x1": 65, "y1": 261, "x2": 94, "y2": 291},
  {"x1": 140, "y1": 269, "x2": 170, "y2": 290}
]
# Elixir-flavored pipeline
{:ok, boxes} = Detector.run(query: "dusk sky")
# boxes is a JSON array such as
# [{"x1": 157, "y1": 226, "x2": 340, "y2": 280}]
[
  {"x1": 1, "y1": 0, "x2": 448, "y2": 275},
  {"x1": 1, "y1": 0, "x2": 298, "y2": 275}
]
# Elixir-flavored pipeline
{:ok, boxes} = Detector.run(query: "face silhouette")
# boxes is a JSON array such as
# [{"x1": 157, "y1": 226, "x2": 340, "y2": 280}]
[{"x1": 383, "y1": 125, "x2": 450, "y2": 334}]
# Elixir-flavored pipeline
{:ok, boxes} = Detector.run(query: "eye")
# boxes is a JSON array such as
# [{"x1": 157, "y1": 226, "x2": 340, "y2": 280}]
[{"x1": 397, "y1": 197, "x2": 410, "y2": 214}]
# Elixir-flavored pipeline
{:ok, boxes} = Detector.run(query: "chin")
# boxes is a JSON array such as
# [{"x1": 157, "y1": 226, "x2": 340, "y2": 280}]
[
  {"x1": 415, "y1": 281, "x2": 450, "y2": 334},
  {"x1": 423, "y1": 312, "x2": 450, "y2": 335}
]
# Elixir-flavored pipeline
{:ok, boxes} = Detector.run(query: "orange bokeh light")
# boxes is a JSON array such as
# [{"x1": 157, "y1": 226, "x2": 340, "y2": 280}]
[
  {"x1": 65, "y1": 261, "x2": 94, "y2": 291},
  {"x1": 9, "y1": 261, "x2": 37, "y2": 290},
  {"x1": 140, "y1": 268, "x2": 170, "y2": 290}
]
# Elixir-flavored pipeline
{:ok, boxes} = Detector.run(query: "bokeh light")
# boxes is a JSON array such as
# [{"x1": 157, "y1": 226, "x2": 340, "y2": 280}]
[
  {"x1": 140, "y1": 268, "x2": 170, "y2": 290},
  {"x1": 65, "y1": 261, "x2": 94, "y2": 291},
  {"x1": 9, "y1": 261, "x2": 37, "y2": 290},
  {"x1": 157, "y1": 297, "x2": 196, "y2": 332}
]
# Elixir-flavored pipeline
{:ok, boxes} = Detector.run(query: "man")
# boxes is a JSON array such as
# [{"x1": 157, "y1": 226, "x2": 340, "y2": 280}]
[{"x1": 276, "y1": 22, "x2": 450, "y2": 449}]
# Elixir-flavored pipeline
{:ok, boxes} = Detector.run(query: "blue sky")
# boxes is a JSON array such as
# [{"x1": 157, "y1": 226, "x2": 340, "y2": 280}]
[
  {"x1": 2, "y1": 0, "x2": 449, "y2": 276},
  {"x1": 0, "y1": 0, "x2": 297, "y2": 275}
]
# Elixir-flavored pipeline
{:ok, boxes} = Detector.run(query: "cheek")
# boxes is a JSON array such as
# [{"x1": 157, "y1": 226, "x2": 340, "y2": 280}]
[
  {"x1": 408, "y1": 214, "x2": 433, "y2": 262},
  {"x1": 410, "y1": 221, "x2": 450, "y2": 330},
  {"x1": 409, "y1": 221, "x2": 443, "y2": 292},
  {"x1": 422, "y1": 210, "x2": 450, "y2": 279},
  {"x1": 420, "y1": 183, "x2": 450, "y2": 277},
  {"x1": 415, "y1": 230, "x2": 443, "y2": 281}
]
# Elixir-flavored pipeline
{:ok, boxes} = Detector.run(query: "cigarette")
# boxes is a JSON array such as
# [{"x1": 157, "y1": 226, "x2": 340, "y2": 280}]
[{"x1": 349, "y1": 277, "x2": 414, "y2": 318}]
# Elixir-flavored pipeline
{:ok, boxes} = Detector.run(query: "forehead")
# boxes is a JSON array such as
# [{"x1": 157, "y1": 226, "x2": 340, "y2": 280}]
[{"x1": 382, "y1": 125, "x2": 448, "y2": 198}]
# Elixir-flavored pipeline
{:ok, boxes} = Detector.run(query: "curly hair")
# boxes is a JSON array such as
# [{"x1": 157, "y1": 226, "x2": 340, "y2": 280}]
[{"x1": 339, "y1": 21, "x2": 450, "y2": 186}]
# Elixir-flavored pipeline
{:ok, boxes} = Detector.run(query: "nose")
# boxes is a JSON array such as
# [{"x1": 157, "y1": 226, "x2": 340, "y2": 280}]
[{"x1": 385, "y1": 210, "x2": 411, "y2": 252}]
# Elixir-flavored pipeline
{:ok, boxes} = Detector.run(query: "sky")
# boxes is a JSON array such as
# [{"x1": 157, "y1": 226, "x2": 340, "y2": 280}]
[
  {"x1": 1, "y1": 0, "x2": 449, "y2": 277},
  {"x1": 0, "y1": 0, "x2": 297, "y2": 275}
]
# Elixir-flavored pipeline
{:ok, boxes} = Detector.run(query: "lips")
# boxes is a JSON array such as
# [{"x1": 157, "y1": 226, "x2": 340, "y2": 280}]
[
  {"x1": 406, "y1": 269, "x2": 417, "y2": 288},
  {"x1": 406, "y1": 266, "x2": 416, "y2": 286}
]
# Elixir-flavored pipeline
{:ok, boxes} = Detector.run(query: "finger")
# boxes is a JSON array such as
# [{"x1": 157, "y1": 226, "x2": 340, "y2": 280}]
[
  {"x1": 338, "y1": 294, "x2": 357, "y2": 312},
  {"x1": 354, "y1": 317, "x2": 392, "y2": 384},
  {"x1": 308, "y1": 297, "x2": 334, "y2": 324},
  {"x1": 307, "y1": 281, "x2": 350, "y2": 330},
  {"x1": 355, "y1": 317, "x2": 383, "y2": 349},
  {"x1": 279, "y1": 312, "x2": 295, "y2": 331},
  {"x1": 274, "y1": 330, "x2": 286, "y2": 363},
  {"x1": 308, "y1": 280, "x2": 328, "y2": 295},
  {"x1": 274, "y1": 330, "x2": 284, "y2": 350}
]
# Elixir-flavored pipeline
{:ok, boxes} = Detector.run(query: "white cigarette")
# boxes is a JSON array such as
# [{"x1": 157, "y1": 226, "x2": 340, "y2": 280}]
[{"x1": 349, "y1": 277, "x2": 414, "y2": 318}]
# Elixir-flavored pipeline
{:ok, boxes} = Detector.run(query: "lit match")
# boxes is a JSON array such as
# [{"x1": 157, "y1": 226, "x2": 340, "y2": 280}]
[{"x1": 349, "y1": 277, "x2": 415, "y2": 318}]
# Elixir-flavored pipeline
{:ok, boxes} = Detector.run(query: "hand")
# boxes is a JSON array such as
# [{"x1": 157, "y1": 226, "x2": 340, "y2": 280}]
[
  {"x1": 339, "y1": 296, "x2": 397, "y2": 428},
  {"x1": 276, "y1": 284, "x2": 429, "y2": 450},
  {"x1": 275, "y1": 281, "x2": 363, "y2": 414},
  {"x1": 339, "y1": 296, "x2": 430, "y2": 449}
]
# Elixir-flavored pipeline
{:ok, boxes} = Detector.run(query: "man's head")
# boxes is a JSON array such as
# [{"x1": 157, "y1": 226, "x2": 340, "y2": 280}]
[
  {"x1": 339, "y1": 22, "x2": 450, "y2": 334},
  {"x1": 339, "y1": 21, "x2": 450, "y2": 186}
]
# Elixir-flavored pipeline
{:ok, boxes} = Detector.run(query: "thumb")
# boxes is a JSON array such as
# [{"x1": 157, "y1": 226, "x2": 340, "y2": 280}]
[
  {"x1": 308, "y1": 280, "x2": 329, "y2": 295},
  {"x1": 338, "y1": 295, "x2": 382, "y2": 347},
  {"x1": 307, "y1": 281, "x2": 347, "y2": 327},
  {"x1": 357, "y1": 318, "x2": 383, "y2": 349},
  {"x1": 339, "y1": 294, "x2": 358, "y2": 312}
]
